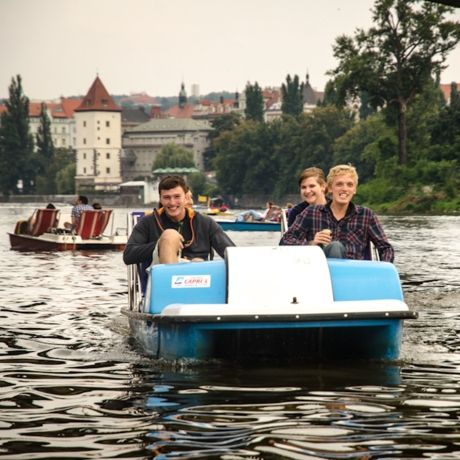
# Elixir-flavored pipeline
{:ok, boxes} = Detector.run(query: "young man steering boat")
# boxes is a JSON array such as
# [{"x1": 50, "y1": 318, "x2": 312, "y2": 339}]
[
  {"x1": 123, "y1": 175, "x2": 235, "y2": 266},
  {"x1": 280, "y1": 164, "x2": 394, "y2": 262}
]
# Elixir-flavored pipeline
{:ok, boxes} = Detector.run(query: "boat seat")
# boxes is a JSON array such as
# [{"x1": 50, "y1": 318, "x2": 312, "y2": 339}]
[
  {"x1": 76, "y1": 209, "x2": 112, "y2": 239},
  {"x1": 28, "y1": 208, "x2": 60, "y2": 236},
  {"x1": 225, "y1": 245, "x2": 334, "y2": 310}
]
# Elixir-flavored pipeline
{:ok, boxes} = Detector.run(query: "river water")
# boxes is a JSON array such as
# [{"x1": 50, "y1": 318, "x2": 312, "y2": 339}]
[{"x1": 1, "y1": 204, "x2": 459, "y2": 459}]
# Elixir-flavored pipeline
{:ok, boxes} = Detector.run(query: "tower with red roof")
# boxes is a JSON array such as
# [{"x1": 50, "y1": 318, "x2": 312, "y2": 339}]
[{"x1": 74, "y1": 76, "x2": 122, "y2": 193}]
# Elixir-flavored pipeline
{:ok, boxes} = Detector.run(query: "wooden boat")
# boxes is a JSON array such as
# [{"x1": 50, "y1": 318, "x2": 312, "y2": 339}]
[
  {"x1": 122, "y1": 244, "x2": 417, "y2": 361},
  {"x1": 8, "y1": 208, "x2": 126, "y2": 251},
  {"x1": 215, "y1": 219, "x2": 281, "y2": 232}
]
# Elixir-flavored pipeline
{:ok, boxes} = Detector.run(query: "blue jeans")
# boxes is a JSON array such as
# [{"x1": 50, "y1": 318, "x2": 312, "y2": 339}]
[{"x1": 323, "y1": 241, "x2": 346, "y2": 259}]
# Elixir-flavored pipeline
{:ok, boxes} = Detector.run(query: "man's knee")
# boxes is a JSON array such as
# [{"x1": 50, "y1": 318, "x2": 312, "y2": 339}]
[
  {"x1": 156, "y1": 229, "x2": 183, "y2": 264},
  {"x1": 160, "y1": 228, "x2": 181, "y2": 244}
]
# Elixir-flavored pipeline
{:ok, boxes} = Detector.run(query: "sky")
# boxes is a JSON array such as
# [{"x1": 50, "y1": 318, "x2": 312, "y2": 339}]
[{"x1": 1, "y1": 0, "x2": 459, "y2": 101}]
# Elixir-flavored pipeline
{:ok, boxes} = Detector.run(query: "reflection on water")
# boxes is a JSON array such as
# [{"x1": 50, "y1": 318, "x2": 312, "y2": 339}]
[{"x1": 0, "y1": 205, "x2": 459, "y2": 459}]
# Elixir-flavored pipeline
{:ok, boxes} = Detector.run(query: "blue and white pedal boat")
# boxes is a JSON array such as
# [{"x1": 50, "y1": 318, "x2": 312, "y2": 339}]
[{"x1": 122, "y1": 245, "x2": 417, "y2": 361}]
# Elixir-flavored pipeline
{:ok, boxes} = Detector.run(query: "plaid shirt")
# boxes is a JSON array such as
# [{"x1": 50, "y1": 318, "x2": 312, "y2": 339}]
[
  {"x1": 280, "y1": 202, "x2": 394, "y2": 262},
  {"x1": 71, "y1": 203, "x2": 93, "y2": 222}
]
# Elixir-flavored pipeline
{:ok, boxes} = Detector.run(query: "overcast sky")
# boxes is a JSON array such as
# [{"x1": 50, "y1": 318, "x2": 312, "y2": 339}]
[{"x1": 1, "y1": 0, "x2": 459, "y2": 100}]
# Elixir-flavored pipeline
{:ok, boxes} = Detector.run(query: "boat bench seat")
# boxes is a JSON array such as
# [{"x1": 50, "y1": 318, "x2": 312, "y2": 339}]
[{"x1": 146, "y1": 246, "x2": 404, "y2": 315}]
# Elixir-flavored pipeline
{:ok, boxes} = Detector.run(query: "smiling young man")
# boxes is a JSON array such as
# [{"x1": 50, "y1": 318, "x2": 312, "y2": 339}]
[
  {"x1": 280, "y1": 164, "x2": 394, "y2": 262},
  {"x1": 123, "y1": 175, "x2": 235, "y2": 266}
]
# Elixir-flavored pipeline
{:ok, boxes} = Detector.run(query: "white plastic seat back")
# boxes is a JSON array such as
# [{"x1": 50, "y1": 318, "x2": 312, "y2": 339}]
[{"x1": 225, "y1": 246, "x2": 334, "y2": 310}]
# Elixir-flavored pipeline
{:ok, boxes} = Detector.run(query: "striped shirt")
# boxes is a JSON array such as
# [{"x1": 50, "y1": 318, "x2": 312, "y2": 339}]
[{"x1": 280, "y1": 202, "x2": 394, "y2": 262}]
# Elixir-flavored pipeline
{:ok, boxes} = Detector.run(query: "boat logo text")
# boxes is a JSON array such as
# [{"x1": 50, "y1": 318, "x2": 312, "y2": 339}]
[{"x1": 172, "y1": 275, "x2": 211, "y2": 288}]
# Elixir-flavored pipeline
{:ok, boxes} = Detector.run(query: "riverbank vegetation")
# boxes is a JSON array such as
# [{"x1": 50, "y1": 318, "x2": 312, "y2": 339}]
[{"x1": 210, "y1": 0, "x2": 460, "y2": 214}]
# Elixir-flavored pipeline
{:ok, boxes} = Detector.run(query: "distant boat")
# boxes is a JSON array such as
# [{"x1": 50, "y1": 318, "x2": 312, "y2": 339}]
[
  {"x1": 8, "y1": 208, "x2": 126, "y2": 251},
  {"x1": 215, "y1": 219, "x2": 281, "y2": 232},
  {"x1": 214, "y1": 209, "x2": 282, "y2": 232}
]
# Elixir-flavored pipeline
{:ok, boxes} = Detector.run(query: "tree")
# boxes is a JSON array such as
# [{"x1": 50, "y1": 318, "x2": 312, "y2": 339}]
[
  {"x1": 152, "y1": 144, "x2": 195, "y2": 170},
  {"x1": 0, "y1": 75, "x2": 34, "y2": 195},
  {"x1": 281, "y1": 74, "x2": 304, "y2": 117},
  {"x1": 35, "y1": 102, "x2": 56, "y2": 193},
  {"x1": 55, "y1": 151, "x2": 76, "y2": 194},
  {"x1": 204, "y1": 112, "x2": 242, "y2": 170},
  {"x1": 329, "y1": 0, "x2": 460, "y2": 165},
  {"x1": 244, "y1": 82, "x2": 264, "y2": 122},
  {"x1": 214, "y1": 121, "x2": 282, "y2": 196}
]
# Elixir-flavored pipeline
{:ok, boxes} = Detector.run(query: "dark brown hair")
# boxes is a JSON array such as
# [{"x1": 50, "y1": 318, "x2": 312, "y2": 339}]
[{"x1": 158, "y1": 175, "x2": 189, "y2": 194}]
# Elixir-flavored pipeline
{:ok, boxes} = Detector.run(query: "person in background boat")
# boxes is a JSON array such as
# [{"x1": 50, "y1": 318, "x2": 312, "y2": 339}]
[
  {"x1": 92, "y1": 202, "x2": 102, "y2": 210},
  {"x1": 262, "y1": 201, "x2": 283, "y2": 222},
  {"x1": 64, "y1": 195, "x2": 93, "y2": 230},
  {"x1": 15, "y1": 203, "x2": 58, "y2": 234},
  {"x1": 280, "y1": 164, "x2": 394, "y2": 262},
  {"x1": 262, "y1": 201, "x2": 274, "y2": 220},
  {"x1": 123, "y1": 175, "x2": 235, "y2": 266},
  {"x1": 185, "y1": 189, "x2": 193, "y2": 207},
  {"x1": 235, "y1": 210, "x2": 264, "y2": 222},
  {"x1": 288, "y1": 167, "x2": 327, "y2": 227}
]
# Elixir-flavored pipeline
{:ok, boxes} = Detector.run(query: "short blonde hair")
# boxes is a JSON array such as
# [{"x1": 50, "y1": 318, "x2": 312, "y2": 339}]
[
  {"x1": 327, "y1": 164, "x2": 358, "y2": 188},
  {"x1": 298, "y1": 167, "x2": 326, "y2": 188}
]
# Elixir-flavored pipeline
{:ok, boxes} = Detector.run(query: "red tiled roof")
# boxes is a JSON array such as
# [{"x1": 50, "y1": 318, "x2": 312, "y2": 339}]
[
  {"x1": 165, "y1": 104, "x2": 194, "y2": 119},
  {"x1": 61, "y1": 97, "x2": 83, "y2": 117},
  {"x1": 440, "y1": 82, "x2": 460, "y2": 103},
  {"x1": 119, "y1": 92, "x2": 157, "y2": 105},
  {"x1": 75, "y1": 76, "x2": 120, "y2": 112},
  {"x1": 27, "y1": 99, "x2": 82, "y2": 119}
]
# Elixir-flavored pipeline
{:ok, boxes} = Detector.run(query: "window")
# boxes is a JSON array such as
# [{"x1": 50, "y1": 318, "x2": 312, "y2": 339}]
[
  {"x1": 106, "y1": 121, "x2": 110, "y2": 127},
  {"x1": 83, "y1": 121, "x2": 86, "y2": 127},
  {"x1": 83, "y1": 138, "x2": 86, "y2": 144},
  {"x1": 83, "y1": 153, "x2": 86, "y2": 159},
  {"x1": 83, "y1": 167, "x2": 87, "y2": 174},
  {"x1": 106, "y1": 167, "x2": 111, "y2": 174},
  {"x1": 106, "y1": 138, "x2": 110, "y2": 145},
  {"x1": 62, "y1": 127, "x2": 66, "y2": 133},
  {"x1": 106, "y1": 152, "x2": 110, "y2": 159}
]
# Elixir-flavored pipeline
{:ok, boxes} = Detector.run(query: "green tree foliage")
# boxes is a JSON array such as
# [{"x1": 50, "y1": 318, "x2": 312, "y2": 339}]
[
  {"x1": 275, "y1": 108, "x2": 353, "y2": 195},
  {"x1": 152, "y1": 144, "x2": 195, "y2": 170},
  {"x1": 35, "y1": 102, "x2": 56, "y2": 193},
  {"x1": 56, "y1": 160, "x2": 76, "y2": 194},
  {"x1": 187, "y1": 171, "x2": 207, "y2": 196},
  {"x1": 333, "y1": 114, "x2": 397, "y2": 183},
  {"x1": 430, "y1": 82, "x2": 460, "y2": 156},
  {"x1": 204, "y1": 112, "x2": 242, "y2": 170},
  {"x1": 244, "y1": 82, "x2": 264, "y2": 122},
  {"x1": 329, "y1": 0, "x2": 460, "y2": 165},
  {"x1": 214, "y1": 121, "x2": 281, "y2": 196},
  {"x1": 281, "y1": 74, "x2": 304, "y2": 117},
  {"x1": 213, "y1": 107, "x2": 352, "y2": 197},
  {"x1": 0, "y1": 75, "x2": 34, "y2": 195}
]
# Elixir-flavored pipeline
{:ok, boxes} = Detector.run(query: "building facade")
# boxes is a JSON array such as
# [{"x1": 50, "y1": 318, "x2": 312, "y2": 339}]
[
  {"x1": 74, "y1": 76, "x2": 122, "y2": 192},
  {"x1": 121, "y1": 118, "x2": 211, "y2": 181}
]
